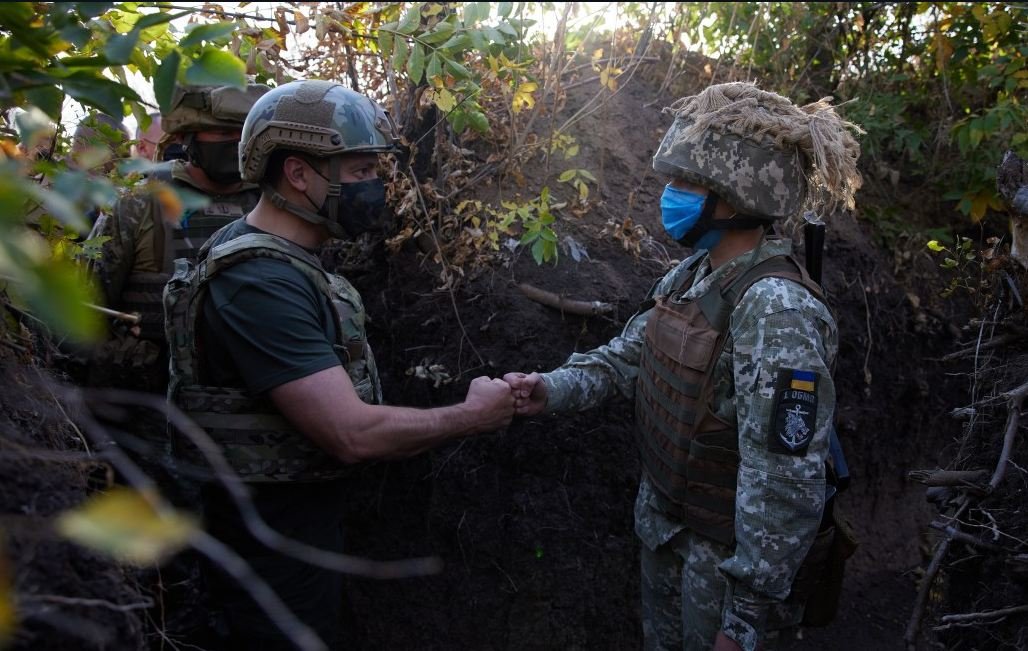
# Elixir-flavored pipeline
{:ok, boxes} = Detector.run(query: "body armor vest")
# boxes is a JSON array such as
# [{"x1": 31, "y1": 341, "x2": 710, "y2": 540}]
[
  {"x1": 165, "y1": 231, "x2": 382, "y2": 482},
  {"x1": 118, "y1": 170, "x2": 260, "y2": 341},
  {"x1": 636, "y1": 254, "x2": 824, "y2": 545}
]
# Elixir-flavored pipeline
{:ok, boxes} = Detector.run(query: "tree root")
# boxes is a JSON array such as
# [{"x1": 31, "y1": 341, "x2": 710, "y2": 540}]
[
  {"x1": 904, "y1": 380, "x2": 1028, "y2": 647},
  {"x1": 907, "y1": 468, "x2": 988, "y2": 490},
  {"x1": 932, "y1": 604, "x2": 1028, "y2": 630},
  {"x1": 517, "y1": 282, "x2": 614, "y2": 316}
]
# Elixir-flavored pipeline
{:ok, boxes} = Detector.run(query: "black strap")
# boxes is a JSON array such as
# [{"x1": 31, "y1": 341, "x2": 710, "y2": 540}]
[{"x1": 676, "y1": 191, "x2": 774, "y2": 247}]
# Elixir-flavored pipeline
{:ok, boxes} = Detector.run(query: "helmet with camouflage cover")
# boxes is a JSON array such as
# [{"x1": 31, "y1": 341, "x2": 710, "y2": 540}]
[
  {"x1": 238, "y1": 80, "x2": 400, "y2": 238},
  {"x1": 162, "y1": 84, "x2": 271, "y2": 134},
  {"x1": 653, "y1": 82, "x2": 863, "y2": 222}
]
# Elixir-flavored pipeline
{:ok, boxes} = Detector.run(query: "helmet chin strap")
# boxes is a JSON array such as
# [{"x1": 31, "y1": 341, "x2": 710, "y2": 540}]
[
  {"x1": 262, "y1": 156, "x2": 348, "y2": 239},
  {"x1": 677, "y1": 191, "x2": 774, "y2": 247}
]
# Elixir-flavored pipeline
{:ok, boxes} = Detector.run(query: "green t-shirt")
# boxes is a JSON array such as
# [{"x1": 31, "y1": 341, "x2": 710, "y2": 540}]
[{"x1": 200, "y1": 218, "x2": 343, "y2": 394}]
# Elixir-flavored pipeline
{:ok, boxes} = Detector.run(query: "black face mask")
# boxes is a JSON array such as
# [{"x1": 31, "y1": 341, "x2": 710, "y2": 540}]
[
  {"x1": 304, "y1": 163, "x2": 388, "y2": 238},
  {"x1": 187, "y1": 139, "x2": 241, "y2": 185},
  {"x1": 337, "y1": 178, "x2": 387, "y2": 237}
]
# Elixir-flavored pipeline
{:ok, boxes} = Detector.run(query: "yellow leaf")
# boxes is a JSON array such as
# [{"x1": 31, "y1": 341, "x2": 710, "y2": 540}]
[
  {"x1": 56, "y1": 488, "x2": 197, "y2": 566},
  {"x1": 154, "y1": 186, "x2": 184, "y2": 223},
  {"x1": 927, "y1": 240, "x2": 945, "y2": 252},
  {"x1": 433, "y1": 88, "x2": 456, "y2": 112},
  {"x1": 970, "y1": 194, "x2": 989, "y2": 222},
  {"x1": 934, "y1": 32, "x2": 954, "y2": 72},
  {"x1": 293, "y1": 10, "x2": 309, "y2": 34},
  {"x1": 512, "y1": 81, "x2": 538, "y2": 114},
  {"x1": 0, "y1": 539, "x2": 16, "y2": 648}
]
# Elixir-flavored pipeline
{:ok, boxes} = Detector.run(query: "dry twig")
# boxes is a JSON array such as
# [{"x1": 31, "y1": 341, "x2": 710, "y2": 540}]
[
  {"x1": 905, "y1": 499, "x2": 970, "y2": 649},
  {"x1": 933, "y1": 604, "x2": 1028, "y2": 630},
  {"x1": 988, "y1": 380, "x2": 1028, "y2": 491},
  {"x1": 517, "y1": 282, "x2": 614, "y2": 317}
]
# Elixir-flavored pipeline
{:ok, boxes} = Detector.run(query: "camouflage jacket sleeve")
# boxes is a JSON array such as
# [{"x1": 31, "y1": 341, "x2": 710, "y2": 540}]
[
  {"x1": 541, "y1": 253, "x2": 705, "y2": 413},
  {"x1": 716, "y1": 278, "x2": 838, "y2": 651},
  {"x1": 86, "y1": 191, "x2": 148, "y2": 307}
]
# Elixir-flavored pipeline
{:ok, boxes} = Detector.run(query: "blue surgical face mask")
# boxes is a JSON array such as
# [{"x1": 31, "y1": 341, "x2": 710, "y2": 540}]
[{"x1": 660, "y1": 184, "x2": 723, "y2": 250}]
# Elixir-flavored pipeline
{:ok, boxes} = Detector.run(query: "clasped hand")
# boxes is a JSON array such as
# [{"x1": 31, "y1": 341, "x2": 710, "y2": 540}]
[{"x1": 461, "y1": 371, "x2": 549, "y2": 432}]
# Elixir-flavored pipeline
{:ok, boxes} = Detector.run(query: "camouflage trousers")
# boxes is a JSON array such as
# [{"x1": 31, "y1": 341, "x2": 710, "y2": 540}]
[
  {"x1": 640, "y1": 528, "x2": 801, "y2": 651},
  {"x1": 640, "y1": 528, "x2": 730, "y2": 651}
]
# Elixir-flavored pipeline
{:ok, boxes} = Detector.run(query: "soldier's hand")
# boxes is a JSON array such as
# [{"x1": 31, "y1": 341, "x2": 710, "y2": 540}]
[
  {"x1": 463, "y1": 376, "x2": 514, "y2": 432},
  {"x1": 712, "y1": 631, "x2": 749, "y2": 651},
  {"x1": 501, "y1": 372, "x2": 547, "y2": 416}
]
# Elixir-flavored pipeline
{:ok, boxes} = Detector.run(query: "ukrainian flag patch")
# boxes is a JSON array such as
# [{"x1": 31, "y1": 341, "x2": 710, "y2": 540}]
[
  {"x1": 790, "y1": 370, "x2": 817, "y2": 392},
  {"x1": 769, "y1": 368, "x2": 819, "y2": 455}
]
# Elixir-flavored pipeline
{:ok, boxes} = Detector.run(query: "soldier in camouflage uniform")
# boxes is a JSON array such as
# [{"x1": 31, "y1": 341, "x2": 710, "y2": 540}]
[
  {"x1": 163, "y1": 80, "x2": 514, "y2": 649},
  {"x1": 504, "y1": 82, "x2": 862, "y2": 651},
  {"x1": 86, "y1": 83, "x2": 269, "y2": 393}
]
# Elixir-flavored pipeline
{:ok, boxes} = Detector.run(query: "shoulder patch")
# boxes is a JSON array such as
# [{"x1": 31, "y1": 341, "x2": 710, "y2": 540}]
[{"x1": 769, "y1": 368, "x2": 818, "y2": 455}]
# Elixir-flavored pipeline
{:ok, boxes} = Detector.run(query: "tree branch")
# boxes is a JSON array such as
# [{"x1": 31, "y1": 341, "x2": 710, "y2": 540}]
[
  {"x1": 516, "y1": 282, "x2": 614, "y2": 317},
  {"x1": 989, "y1": 380, "x2": 1028, "y2": 491}
]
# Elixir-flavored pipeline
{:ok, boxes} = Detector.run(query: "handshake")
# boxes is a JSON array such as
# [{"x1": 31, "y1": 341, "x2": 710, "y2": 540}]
[{"x1": 460, "y1": 372, "x2": 549, "y2": 433}]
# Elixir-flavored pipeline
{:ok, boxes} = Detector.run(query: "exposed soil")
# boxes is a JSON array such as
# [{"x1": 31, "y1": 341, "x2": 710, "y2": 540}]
[
  {"x1": 1, "y1": 55, "x2": 986, "y2": 651},
  {"x1": 329, "y1": 74, "x2": 966, "y2": 650}
]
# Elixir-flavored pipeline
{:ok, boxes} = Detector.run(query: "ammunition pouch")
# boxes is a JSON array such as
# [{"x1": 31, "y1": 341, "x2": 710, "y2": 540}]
[{"x1": 784, "y1": 508, "x2": 859, "y2": 627}]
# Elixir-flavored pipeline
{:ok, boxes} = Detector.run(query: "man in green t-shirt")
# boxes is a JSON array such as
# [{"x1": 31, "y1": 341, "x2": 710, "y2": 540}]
[{"x1": 165, "y1": 80, "x2": 513, "y2": 649}]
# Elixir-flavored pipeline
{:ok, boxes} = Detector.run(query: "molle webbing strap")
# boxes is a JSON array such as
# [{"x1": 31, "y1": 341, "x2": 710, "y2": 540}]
[
  {"x1": 174, "y1": 386, "x2": 349, "y2": 483},
  {"x1": 121, "y1": 271, "x2": 170, "y2": 341}
]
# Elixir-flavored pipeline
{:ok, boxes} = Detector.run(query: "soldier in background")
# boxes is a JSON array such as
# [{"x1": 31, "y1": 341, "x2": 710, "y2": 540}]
[
  {"x1": 132, "y1": 111, "x2": 162, "y2": 161},
  {"x1": 87, "y1": 83, "x2": 269, "y2": 394},
  {"x1": 504, "y1": 82, "x2": 862, "y2": 651},
  {"x1": 70, "y1": 112, "x2": 130, "y2": 177},
  {"x1": 163, "y1": 80, "x2": 514, "y2": 649}
]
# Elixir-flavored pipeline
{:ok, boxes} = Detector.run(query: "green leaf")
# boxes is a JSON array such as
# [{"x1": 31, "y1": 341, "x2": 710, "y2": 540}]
[
  {"x1": 520, "y1": 230, "x2": 540, "y2": 245},
  {"x1": 531, "y1": 238, "x2": 545, "y2": 265},
  {"x1": 184, "y1": 48, "x2": 246, "y2": 88},
  {"x1": 378, "y1": 28, "x2": 394, "y2": 57},
  {"x1": 440, "y1": 33, "x2": 473, "y2": 51},
  {"x1": 76, "y1": 2, "x2": 113, "y2": 19},
  {"x1": 578, "y1": 169, "x2": 597, "y2": 182},
  {"x1": 134, "y1": 10, "x2": 181, "y2": 31},
  {"x1": 469, "y1": 29, "x2": 488, "y2": 51},
  {"x1": 558, "y1": 169, "x2": 575, "y2": 182},
  {"x1": 24, "y1": 86, "x2": 65, "y2": 121},
  {"x1": 444, "y1": 58, "x2": 471, "y2": 80},
  {"x1": 467, "y1": 110, "x2": 489, "y2": 133},
  {"x1": 422, "y1": 21, "x2": 455, "y2": 45},
  {"x1": 392, "y1": 37, "x2": 410, "y2": 71},
  {"x1": 62, "y1": 75, "x2": 138, "y2": 119},
  {"x1": 407, "y1": 42, "x2": 425, "y2": 83},
  {"x1": 543, "y1": 239, "x2": 557, "y2": 263},
  {"x1": 104, "y1": 28, "x2": 140, "y2": 65},
  {"x1": 59, "y1": 24, "x2": 92, "y2": 48},
  {"x1": 498, "y1": 2, "x2": 513, "y2": 18},
  {"x1": 426, "y1": 53, "x2": 442, "y2": 81},
  {"x1": 397, "y1": 7, "x2": 421, "y2": 35},
  {"x1": 0, "y1": 233, "x2": 102, "y2": 342},
  {"x1": 497, "y1": 21, "x2": 519, "y2": 37},
  {"x1": 483, "y1": 27, "x2": 506, "y2": 44},
  {"x1": 178, "y1": 21, "x2": 237, "y2": 49},
  {"x1": 451, "y1": 110, "x2": 467, "y2": 134},
  {"x1": 154, "y1": 49, "x2": 181, "y2": 113},
  {"x1": 927, "y1": 240, "x2": 946, "y2": 252}
]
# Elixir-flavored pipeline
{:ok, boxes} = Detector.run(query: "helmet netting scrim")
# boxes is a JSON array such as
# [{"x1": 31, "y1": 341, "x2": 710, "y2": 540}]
[{"x1": 665, "y1": 82, "x2": 864, "y2": 215}]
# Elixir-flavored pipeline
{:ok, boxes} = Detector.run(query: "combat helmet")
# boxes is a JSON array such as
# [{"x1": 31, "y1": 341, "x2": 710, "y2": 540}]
[
  {"x1": 238, "y1": 80, "x2": 400, "y2": 238},
  {"x1": 653, "y1": 82, "x2": 862, "y2": 224},
  {"x1": 163, "y1": 84, "x2": 271, "y2": 134}
]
